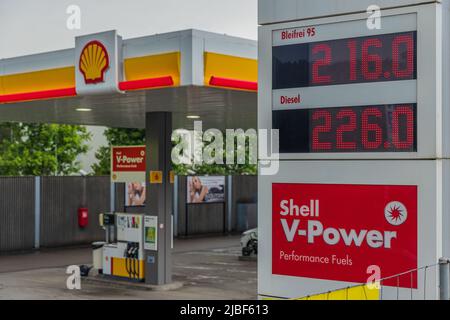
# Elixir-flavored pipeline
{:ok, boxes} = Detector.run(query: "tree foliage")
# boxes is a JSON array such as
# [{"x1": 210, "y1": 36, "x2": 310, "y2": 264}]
[
  {"x1": 92, "y1": 127, "x2": 257, "y2": 176},
  {"x1": 91, "y1": 128, "x2": 146, "y2": 175},
  {"x1": 172, "y1": 130, "x2": 257, "y2": 176},
  {"x1": 0, "y1": 123, "x2": 91, "y2": 176}
]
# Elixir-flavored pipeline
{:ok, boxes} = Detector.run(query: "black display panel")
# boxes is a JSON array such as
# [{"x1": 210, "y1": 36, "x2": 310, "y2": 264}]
[
  {"x1": 272, "y1": 31, "x2": 417, "y2": 89},
  {"x1": 272, "y1": 104, "x2": 417, "y2": 153}
]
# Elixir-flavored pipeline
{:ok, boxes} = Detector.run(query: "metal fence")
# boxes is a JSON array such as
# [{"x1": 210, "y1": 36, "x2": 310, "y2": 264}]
[
  {"x1": 294, "y1": 258, "x2": 450, "y2": 300},
  {"x1": 0, "y1": 176, "x2": 109, "y2": 253},
  {"x1": 40, "y1": 176, "x2": 109, "y2": 247},
  {"x1": 379, "y1": 258, "x2": 450, "y2": 300},
  {"x1": 379, "y1": 263, "x2": 439, "y2": 300},
  {"x1": 0, "y1": 175, "x2": 258, "y2": 253},
  {"x1": 173, "y1": 176, "x2": 257, "y2": 236},
  {"x1": 116, "y1": 176, "x2": 258, "y2": 236},
  {"x1": 0, "y1": 177, "x2": 35, "y2": 252}
]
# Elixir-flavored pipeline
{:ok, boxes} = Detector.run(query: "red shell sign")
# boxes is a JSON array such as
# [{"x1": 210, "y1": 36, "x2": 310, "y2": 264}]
[
  {"x1": 111, "y1": 146, "x2": 146, "y2": 183},
  {"x1": 112, "y1": 146, "x2": 146, "y2": 172},
  {"x1": 79, "y1": 40, "x2": 110, "y2": 84},
  {"x1": 272, "y1": 183, "x2": 417, "y2": 288}
]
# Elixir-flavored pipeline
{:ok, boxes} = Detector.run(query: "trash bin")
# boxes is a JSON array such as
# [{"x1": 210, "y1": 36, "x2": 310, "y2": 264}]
[{"x1": 92, "y1": 241, "x2": 105, "y2": 270}]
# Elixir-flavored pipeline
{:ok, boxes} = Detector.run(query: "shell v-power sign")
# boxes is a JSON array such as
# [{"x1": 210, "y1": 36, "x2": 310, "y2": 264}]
[{"x1": 258, "y1": 0, "x2": 450, "y2": 300}]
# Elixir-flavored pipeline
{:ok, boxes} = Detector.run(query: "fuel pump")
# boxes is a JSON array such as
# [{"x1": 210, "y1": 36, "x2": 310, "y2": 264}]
[
  {"x1": 125, "y1": 242, "x2": 140, "y2": 279},
  {"x1": 101, "y1": 213, "x2": 145, "y2": 281}
]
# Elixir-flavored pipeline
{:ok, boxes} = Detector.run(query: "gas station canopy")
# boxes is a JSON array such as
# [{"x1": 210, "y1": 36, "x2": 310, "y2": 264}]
[{"x1": 0, "y1": 29, "x2": 257, "y2": 130}]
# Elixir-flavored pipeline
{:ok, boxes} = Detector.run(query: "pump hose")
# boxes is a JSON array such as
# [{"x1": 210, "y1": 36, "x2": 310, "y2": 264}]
[
  {"x1": 125, "y1": 255, "x2": 130, "y2": 278},
  {"x1": 125, "y1": 248, "x2": 132, "y2": 279},
  {"x1": 136, "y1": 256, "x2": 140, "y2": 280},
  {"x1": 134, "y1": 251, "x2": 138, "y2": 279},
  {"x1": 133, "y1": 250, "x2": 137, "y2": 279},
  {"x1": 130, "y1": 254, "x2": 134, "y2": 279}
]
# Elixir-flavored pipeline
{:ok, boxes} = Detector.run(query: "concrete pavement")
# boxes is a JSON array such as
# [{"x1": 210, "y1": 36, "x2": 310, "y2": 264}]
[{"x1": 0, "y1": 235, "x2": 257, "y2": 300}]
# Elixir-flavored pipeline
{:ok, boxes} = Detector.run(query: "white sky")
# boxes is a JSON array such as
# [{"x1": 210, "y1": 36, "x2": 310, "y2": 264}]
[
  {"x1": 0, "y1": 0, "x2": 258, "y2": 59},
  {"x1": 0, "y1": 0, "x2": 258, "y2": 172}
]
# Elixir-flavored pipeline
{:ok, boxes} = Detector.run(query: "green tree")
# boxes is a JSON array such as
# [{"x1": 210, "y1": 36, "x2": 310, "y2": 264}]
[
  {"x1": 92, "y1": 127, "x2": 257, "y2": 176},
  {"x1": 0, "y1": 123, "x2": 91, "y2": 176},
  {"x1": 172, "y1": 130, "x2": 257, "y2": 176},
  {"x1": 91, "y1": 128, "x2": 145, "y2": 175}
]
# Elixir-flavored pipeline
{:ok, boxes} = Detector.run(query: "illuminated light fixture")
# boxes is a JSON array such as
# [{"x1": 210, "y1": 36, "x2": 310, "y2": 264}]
[
  {"x1": 209, "y1": 76, "x2": 258, "y2": 91},
  {"x1": 0, "y1": 87, "x2": 77, "y2": 104},
  {"x1": 118, "y1": 76, "x2": 174, "y2": 91},
  {"x1": 76, "y1": 108, "x2": 92, "y2": 112},
  {"x1": 186, "y1": 115, "x2": 200, "y2": 119}
]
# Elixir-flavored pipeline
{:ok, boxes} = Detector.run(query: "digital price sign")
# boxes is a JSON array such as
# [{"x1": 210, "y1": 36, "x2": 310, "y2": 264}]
[
  {"x1": 273, "y1": 104, "x2": 417, "y2": 153},
  {"x1": 270, "y1": 22, "x2": 419, "y2": 154},
  {"x1": 273, "y1": 31, "x2": 417, "y2": 88},
  {"x1": 259, "y1": 6, "x2": 440, "y2": 301}
]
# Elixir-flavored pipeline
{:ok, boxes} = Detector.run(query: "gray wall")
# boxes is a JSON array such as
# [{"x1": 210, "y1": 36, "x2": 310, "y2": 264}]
[
  {"x1": 114, "y1": 177, "x2": 228, "y2": 236},
  {"x1": 176, "y1": 176, "x2": 227, "y2": 236},
  {"x1": 0, "y1": 176, "x2": 108, "y2": 253},
  {"x1": 40, "y1": 176, "x2": 108, "y2": 247},
  {"x1": 174, "y1": 176, "x2": 257, "y2": 236},
  {"x1": 178, "y1": 177, "x2": 227, "y2": 236},
  {"x1": 114, "y1": 176, "x2": 257, "y2": 236},
  {"x1": 232, "y1": 175, "x2": 258, "y2": 232},
  {"x1": 0, "y1": 177, "x2": 35, "y2": 252},
  {"x1": 0, "y1": 175, "x2": 257, "y2": 253}
]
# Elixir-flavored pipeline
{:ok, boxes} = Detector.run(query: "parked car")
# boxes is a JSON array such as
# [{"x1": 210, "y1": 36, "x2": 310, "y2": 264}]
[{"x1": 240, "y1": 228, "x2": 258, "y2": 256}]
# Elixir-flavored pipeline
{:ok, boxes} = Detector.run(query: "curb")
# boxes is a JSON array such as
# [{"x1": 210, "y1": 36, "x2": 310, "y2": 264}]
[
  {"x1": 82, "y1": 275, "x2": 184, "y2": 291},
  {"x1": 238, "y1": 255, "x2": 257, "y2": 262}
]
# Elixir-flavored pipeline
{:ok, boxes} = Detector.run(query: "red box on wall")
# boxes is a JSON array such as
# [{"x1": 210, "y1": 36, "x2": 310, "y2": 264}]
[{"x1": 78, "y1": 207, "x2": 88, "y2": 228}]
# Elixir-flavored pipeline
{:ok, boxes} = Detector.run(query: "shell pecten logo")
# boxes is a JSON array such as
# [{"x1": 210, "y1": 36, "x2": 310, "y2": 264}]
[{"x1": 79, "y1": 40, "x2": 110, "y2": 84}]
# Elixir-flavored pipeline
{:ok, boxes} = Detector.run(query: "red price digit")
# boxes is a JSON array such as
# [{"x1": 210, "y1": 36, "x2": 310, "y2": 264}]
[
  {"x1": 312, "y1": 44, "x2": 332, "y2": 84},
  {"x1": 392, "y1": 105, "x2": 414, "y2": 149},
  {"x1": 336, "y1": 109, "x2": 357, "y2": 150},
  {"x1": 362, "y1": 38, "x2": 383, "y2": 80},
  {"x1": 362, "y1": 108, "x2": 382, "y2": 149},
  {"x1": 312, "y1": 110, "x2": 332, "y2": 151},
  {"x1": 392, "y1": 34, "x2": 414, "y2": 78},
  {"x1": 347, "y1": 40, "x2": 358, "y2": 81}
]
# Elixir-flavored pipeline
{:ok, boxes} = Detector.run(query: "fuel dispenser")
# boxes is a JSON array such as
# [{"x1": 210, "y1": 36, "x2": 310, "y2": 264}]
[{"x1": 99, "y1": 213, "x2": 145, "y2": 281}]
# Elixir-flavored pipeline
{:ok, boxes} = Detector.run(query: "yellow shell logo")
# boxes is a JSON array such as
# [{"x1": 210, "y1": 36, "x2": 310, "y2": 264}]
[{"x1": 79, "y1": 40, "x2": 110, "y2": 84}]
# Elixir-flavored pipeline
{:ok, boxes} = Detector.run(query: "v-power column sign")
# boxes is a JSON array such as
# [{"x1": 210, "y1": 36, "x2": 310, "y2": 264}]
[{"x1": 258, "y1": 0, "x2": 450, "y2": 300}]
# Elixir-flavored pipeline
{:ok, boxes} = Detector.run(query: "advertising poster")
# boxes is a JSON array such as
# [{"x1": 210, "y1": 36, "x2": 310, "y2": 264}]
[
  {"x1": 187, "y1": 176, "x2": 225, "y2": 204},
  {"x1": 111, "y1": 145, "x2": 145, "y2": 183},
  {"x1": 125, "y1": 182, "x2": 146, "y2": 207},
  {"x1": 144, "y1": 216, "x2": 158, "y2": 251},
  {"x1": 272, "y1": 183, "x2": 418, "y2": 288}
]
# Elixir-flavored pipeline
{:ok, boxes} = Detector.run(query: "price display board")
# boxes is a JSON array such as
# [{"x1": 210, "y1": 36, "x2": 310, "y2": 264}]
[
  {"x1": 273, "y1": 104, "x2": 417, "y2": 153},
  {"x1": 259, "y1": 9, "x2": 438, "y2": 159},
  {"x1": 257, "y1": 0, "x2": 444, "y2": 302},
  {"x1": 272, "y1": 31, "x2": 416, "y2": 89}
]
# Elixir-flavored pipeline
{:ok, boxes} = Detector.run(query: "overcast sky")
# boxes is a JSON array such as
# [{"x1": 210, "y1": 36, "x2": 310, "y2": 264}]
[{"x1": 0, "y1": 0, "x2": 258, "y2": 59}]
